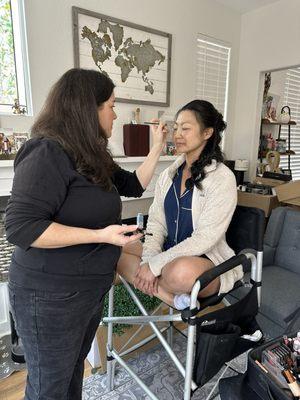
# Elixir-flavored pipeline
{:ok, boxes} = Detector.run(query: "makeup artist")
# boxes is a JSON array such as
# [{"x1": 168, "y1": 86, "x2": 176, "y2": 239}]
[{"x1": 5, "y1": 68, "x2": 167, "y2": 400}]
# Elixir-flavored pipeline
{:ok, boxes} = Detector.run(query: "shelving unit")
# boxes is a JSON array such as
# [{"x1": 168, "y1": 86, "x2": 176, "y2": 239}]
[{"x1": 259, "y1": 119, "x2": 297, "y2": 169}]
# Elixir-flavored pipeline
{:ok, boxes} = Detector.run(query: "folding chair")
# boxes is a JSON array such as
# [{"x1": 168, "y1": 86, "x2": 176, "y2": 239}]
[{"x1": 103, "y1": 205, "x2": 265, "y2": 400}]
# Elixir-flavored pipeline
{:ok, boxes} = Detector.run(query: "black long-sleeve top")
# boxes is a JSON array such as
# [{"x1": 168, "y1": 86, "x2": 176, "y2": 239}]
[{"x1": 5, "y1": 137, "x2": 144, "y2": 291}]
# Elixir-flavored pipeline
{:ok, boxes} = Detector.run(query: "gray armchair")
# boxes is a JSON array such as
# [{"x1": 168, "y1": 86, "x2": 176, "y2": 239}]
[{"x1": 257, "y1": 206, "x2": 300, "y2": 337}]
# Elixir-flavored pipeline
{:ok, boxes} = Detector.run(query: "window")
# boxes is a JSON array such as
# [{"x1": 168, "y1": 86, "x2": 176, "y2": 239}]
[
  {"x1": 195, "y1": 34, "x2": 231, "y2": 120},
  {"x1": 279, "y1": 67, "x2": 300, "y2": 180},
  {"x1": 0, "y1": 0, "x2": 31, "y2": 115}
]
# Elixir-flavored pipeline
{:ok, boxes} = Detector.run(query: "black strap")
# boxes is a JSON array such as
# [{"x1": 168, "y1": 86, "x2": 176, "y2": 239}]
[
  {"x1": 250, "y1": 279, "x2": 262, "y2": 287},
  {"x1": 181, "y1": 307, "x2": 199, "y2": 324}
]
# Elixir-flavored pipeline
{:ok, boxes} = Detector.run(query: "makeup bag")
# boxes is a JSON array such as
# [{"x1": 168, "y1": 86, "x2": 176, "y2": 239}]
[
  {"x1": 246, "y1": 336, "x2": 296, "y2": 400},
  {"x1": 219, "y1": 333, "x2": 299, "y2": 400}
]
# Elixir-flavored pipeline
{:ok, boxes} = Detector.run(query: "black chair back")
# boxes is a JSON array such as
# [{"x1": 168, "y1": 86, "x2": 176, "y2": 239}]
[{"x1": 226, "y1": 205, "x2": 265, "y2": 254}]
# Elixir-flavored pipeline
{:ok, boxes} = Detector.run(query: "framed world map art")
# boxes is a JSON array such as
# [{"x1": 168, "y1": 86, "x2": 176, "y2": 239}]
[{"x1": 72, "y1": 7, "x2": 172, "y2": 106}]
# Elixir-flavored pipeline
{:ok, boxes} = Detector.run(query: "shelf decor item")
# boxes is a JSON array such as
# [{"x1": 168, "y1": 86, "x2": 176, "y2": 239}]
[
  {"x1": 266, "y1": 150, "x2": 281, "y2": 173},
  {"x1": 262, "y1": 93, "x2": 280, "y2": 121},
  {"x1": 12, "y1": 98, "x2": 27, "y2": 115},
  {"x1": 72, "y1": 7, "x2": 172, "y2": 106},
  {"x1": 275, "y1": 138, "x2": 287, "y2": 153},
  {"x1": 123, "y1": 124, "x2": 149, "y2": 156},
  {"x1": 0, "y1": 130, "x2": 29, "y2": 160},
  {"x1": 259, "y1": 107, "x2": 296, "y2": 170},
  {"x1": 277, "y1": 105, "x2": 291, "y2": 123}
]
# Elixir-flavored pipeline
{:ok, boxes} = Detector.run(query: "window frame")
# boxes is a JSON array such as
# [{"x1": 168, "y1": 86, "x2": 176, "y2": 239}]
[
  {"x1": 279, "y1": 67, "x2": 300, "y2": 180},
  {"x1": 0, "y1": 0, "x2": 32, "y2": 116}
]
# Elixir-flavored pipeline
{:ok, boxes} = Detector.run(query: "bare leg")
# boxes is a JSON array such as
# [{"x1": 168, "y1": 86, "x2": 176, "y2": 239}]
[
  {"x1": 159, "y1": 256, "x2": 220, "y2": 298},
  {"x1": 117, "y1": 242, "x2": 175, "y2": 305},
  {"x1": 116, "y1": 241, "x2": 142, "y2": 283},
  {"x1": 117, "y1": 245, "x2": 220, "y2": 307}
]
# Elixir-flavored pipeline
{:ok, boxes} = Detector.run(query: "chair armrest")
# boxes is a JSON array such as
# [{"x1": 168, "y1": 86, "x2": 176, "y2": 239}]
[
  {"x1": 196, "y1": 253, "x2": 249, "y2": 292},
  {"x1": 262, "y1": 244, "x2": 275, "y2": 266}
]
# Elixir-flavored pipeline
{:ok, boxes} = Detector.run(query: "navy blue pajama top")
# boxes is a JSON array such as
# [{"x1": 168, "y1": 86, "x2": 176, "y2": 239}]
[{"x1": 163, "y1": 164, "x2": 194, "y2": 251}]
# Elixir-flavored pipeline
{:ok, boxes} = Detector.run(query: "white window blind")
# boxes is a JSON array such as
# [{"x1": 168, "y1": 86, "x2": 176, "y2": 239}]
[
  {"x1": 279, "y1": 68, "x2": 300, "y2": 180},
  {"x1": 196, "y1": 34, "x2": 231, "y2": 119}
]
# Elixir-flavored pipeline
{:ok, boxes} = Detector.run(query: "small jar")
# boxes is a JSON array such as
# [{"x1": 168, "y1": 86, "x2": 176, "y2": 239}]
[{"x1": 276, "y1": 139, "x2": 287, "y2": 153}]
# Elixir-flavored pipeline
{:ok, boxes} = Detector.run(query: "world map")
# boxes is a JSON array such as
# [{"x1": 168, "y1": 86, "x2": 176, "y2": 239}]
[{"x1": 81, "y1": 20, "x2": 166, "y2": 95}]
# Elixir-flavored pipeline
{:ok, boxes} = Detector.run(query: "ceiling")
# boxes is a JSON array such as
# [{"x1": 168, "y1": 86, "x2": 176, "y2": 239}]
[{"x1": 214, "y1": 0, "x2": 280, "y2": 14}]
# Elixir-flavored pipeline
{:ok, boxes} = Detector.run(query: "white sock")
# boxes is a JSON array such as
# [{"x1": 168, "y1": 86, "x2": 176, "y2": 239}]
[{"x1": 173, "y1": 294, "x2": 199, "y2": 310}]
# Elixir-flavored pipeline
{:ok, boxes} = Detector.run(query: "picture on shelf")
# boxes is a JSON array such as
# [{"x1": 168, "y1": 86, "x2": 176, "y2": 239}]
[
  {"x1": 262, "y1": 93, "x2": 281, "y2": 121},
  {"x1": 0, "y1": 129, "x2": 29, "y2": 160},
  {"x1": 13, "y1": 133, "x2": 29, "y2": 152}
]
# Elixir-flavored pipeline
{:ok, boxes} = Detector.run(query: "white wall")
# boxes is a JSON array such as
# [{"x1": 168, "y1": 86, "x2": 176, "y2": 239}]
[
  {"x1": 267, "y1": 69, "x2": 286, "y2": 111},
  {"x1": 0, "y1": 0, "x2": 241, "y2": 216},
  {"x1": 232, "y1": 0, "x2": 300, "y2": 178}
]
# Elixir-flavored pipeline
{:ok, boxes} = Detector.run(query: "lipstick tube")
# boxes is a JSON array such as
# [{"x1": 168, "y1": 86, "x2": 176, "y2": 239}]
[{"x1": 282, "y1": 369, "x2": 300, "y2": 397}]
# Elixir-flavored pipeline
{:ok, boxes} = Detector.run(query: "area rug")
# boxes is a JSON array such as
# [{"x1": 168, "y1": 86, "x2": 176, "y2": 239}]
[
  {"x1": 0, "y1": 335, "x2": 26, "y2": 380},
  {"x1": 0, "y1": 331, "x2": 248, "y2": 398},
  {"x1": 83, "y1": 331, "x2": 248, "y2": 400}
]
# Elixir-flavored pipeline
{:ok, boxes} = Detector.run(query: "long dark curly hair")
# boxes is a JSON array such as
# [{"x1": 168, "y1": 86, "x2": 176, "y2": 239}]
[
  {"x1": 31, "y1": 68, "x2": 118, "y2": 190},
  {"x1": 176, "y1": 99, "x2": 226, "y2": 189}
]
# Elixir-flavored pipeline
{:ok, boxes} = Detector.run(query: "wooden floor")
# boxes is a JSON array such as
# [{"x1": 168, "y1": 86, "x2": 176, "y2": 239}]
[{"x1": 0, "y1": 360, "x2": 93, "y2": 400}]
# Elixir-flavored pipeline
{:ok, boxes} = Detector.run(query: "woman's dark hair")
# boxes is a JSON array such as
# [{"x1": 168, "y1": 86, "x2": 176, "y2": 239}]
[
  {"x1": 176, "y1": 99, "x2": 226, "y2": 189},
  {"x1": 31, "y1": 68, "x2": 118, "y2": 190}
]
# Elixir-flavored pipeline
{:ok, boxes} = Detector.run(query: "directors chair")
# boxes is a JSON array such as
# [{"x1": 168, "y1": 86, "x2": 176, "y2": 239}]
[{"x1": 103, "y1": 205, "x2": 265, "y2": 400}]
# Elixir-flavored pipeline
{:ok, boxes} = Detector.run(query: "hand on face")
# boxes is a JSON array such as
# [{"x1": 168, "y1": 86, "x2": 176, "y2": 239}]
[{"x1": 149, "y1": 118, "x2": 168, "y2": 150}]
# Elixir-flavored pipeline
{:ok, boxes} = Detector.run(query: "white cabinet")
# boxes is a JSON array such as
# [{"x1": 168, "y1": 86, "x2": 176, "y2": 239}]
[
  {"x1": 115, "y1": 156, "x2": 177, "y2": 201},
  {"x1": 0, "y1": 282, "x2": 10, "y2": 336},
  {"x1": 0, "y1": 160, "x2": 14, "y2": 197}
]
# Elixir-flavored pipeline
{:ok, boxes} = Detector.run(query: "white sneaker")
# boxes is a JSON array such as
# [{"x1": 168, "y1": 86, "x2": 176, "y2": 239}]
[{"x1": 173, "y1": 294, "x2": 200, "y2": 310}]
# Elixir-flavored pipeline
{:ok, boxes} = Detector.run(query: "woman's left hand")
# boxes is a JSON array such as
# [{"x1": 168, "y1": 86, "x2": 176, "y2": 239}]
[
  {"x1": 133, "y1": 263, "x2": 158, "y2": 296},
  {"x1": 150, "y1": 118, "x2": 168, "y2": 150}
]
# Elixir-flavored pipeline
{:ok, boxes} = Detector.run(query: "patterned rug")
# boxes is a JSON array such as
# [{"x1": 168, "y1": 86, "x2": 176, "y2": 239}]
[
  {"x1": 83, "y1": 331, "x2": 248, "y2": 400},
  {"x1": 0, "y1": 331, "x2": 248, "y2": 399}
]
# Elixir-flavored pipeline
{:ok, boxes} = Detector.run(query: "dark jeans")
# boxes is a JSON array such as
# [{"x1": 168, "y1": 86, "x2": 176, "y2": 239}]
[{"x1": 9, "y1": 281, "x2": 108, "y2": 400}]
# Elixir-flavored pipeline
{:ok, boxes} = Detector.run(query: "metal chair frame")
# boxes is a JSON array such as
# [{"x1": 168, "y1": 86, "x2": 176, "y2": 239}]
[{"x1": 103, "y1": 206, "x2": 265, "y2": 400}]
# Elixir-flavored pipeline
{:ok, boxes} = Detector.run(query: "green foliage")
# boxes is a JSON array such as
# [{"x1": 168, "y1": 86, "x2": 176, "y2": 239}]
[
  {"x1": 0, "y1": 0, "x2": 18, "y2": 104},
  {"x1": 102, "y1": 285, "x2": 161, "y2": 335}
]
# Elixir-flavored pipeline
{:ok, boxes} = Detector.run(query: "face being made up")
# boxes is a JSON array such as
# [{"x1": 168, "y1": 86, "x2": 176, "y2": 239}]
[
  {"x1": 173, "y1": 110, "x2": 213, "y2": 159},
  {"x1": 97, "y1": 92, "x2": 117, "y2": 138}
]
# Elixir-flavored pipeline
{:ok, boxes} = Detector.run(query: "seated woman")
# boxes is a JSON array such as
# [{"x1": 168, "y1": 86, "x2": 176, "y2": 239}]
[{"x1": 117, "y1": 100, "x2": 243, "y2": 310}]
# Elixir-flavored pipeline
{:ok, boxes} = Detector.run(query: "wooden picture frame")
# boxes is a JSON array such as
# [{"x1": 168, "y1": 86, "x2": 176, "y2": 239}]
[{"x1": 72, "y1": 7, "x2": 172, "y2": 106}]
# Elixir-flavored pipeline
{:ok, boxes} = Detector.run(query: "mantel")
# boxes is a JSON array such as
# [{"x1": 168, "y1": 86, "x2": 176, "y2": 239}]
[
  {"x1": 0, "y1": 155, "x2": 177, "y2": 199},
  {"x1": 114, "y1": 155, "x2": 177, "y2": 163},
  {"x1": 0, "y1": 160, "x2": 14, "y2": 167}
]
